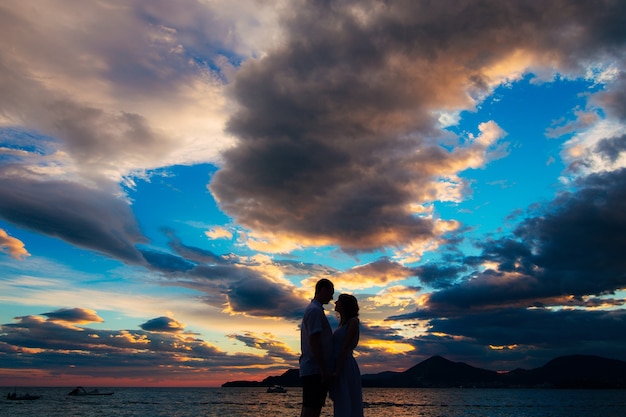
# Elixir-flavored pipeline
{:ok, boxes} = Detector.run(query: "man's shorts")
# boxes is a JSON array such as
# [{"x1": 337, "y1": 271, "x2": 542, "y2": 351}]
[{"x1": 301, "y1": 374, "x2": 329, "y2": 409}]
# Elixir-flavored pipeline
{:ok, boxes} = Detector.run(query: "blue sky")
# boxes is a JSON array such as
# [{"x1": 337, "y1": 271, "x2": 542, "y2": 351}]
[{"x1": 1, "y1": 0, "x2": 626, "y2": 387}]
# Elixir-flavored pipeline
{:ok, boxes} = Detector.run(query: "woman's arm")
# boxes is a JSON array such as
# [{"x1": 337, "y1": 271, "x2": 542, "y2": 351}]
[{"x1": 334, "y1": 318, "x2": 359, "y2": 376}]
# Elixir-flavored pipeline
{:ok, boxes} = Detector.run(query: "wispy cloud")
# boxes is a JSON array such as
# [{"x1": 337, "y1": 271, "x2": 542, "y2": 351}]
[{"x1": 0, "y1": 177, "x2": 146, "y2": 262}]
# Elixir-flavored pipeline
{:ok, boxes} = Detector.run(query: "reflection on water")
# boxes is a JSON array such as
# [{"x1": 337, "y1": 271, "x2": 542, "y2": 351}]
[
  {"x1": 362, "y1": 388, "x2": 626, "y2": 417},
  {"x1": 2, "y1": 387, "x2": 625, "y2": 417}
]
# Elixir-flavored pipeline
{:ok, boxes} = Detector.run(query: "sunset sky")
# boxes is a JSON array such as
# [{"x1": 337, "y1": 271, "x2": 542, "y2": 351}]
[{"x1": 1, "y1": 0, "x2": 626, "y2": 387}]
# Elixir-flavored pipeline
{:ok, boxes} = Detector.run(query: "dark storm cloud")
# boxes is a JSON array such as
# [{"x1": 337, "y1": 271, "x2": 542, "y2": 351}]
[
  {"x1": 414, "y1": 168, "x2": 626, "y2": 312},
  {"x1": 424, "y1": 308, "x2": 626, "y2": 370},
  {"x1": 42, "y1": 308, "x2": 104, "y2": 324},
  {"x1": 430, "y1": 308, "x2": 626, "y2": 349},
  {"x1": 0, "y1": 177, "x2": 146, "y2": 263},
  {"x1": 514, "y1": 169, "x2": 626, "y2": 294},
  {"x1": 210, "y1": 0, "x2": 626, "y2": 253}
]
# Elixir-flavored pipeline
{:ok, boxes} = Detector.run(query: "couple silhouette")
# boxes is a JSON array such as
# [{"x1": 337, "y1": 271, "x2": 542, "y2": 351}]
[{"x1": 300, "y1": 278, "x2": 364, "y2": 417}]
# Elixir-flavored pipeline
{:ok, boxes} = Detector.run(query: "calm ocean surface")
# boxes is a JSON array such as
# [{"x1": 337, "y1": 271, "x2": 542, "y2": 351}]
[{"x1": 2, "y1": 387, "x2": 625, "y2": 417}]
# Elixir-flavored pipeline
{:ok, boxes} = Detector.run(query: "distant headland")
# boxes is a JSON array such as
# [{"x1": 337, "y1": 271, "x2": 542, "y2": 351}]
[{"x1": 222, "y1": 355, "x2": 626, "y2": 389}]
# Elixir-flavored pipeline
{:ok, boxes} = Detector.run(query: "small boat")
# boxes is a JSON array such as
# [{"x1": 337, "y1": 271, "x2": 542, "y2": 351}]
[
  {"x1": 266, "y1": 385, "x2": 287, "y2": 393},
  {"x1": 6, "y1": 392, "x2": 41, "y2": 401},
  {"x1": 68, "y1": 386, "x2": 114, "y2": 396}
]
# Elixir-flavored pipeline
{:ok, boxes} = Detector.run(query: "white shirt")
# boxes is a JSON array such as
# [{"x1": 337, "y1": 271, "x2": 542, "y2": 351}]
[{"x1": 299, "y1": 299, "x2": 333, "y2": 376}]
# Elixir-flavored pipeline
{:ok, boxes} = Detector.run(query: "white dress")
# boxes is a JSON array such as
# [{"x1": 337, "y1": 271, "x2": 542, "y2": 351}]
[{"x1": 330, "y1": 318, "x2": 364, "y2": 417}]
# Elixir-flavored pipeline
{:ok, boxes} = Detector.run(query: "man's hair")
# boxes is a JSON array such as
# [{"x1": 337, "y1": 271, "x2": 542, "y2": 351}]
[{"x1": 315, "y1": 278, "x2": 334, "y2": 294}]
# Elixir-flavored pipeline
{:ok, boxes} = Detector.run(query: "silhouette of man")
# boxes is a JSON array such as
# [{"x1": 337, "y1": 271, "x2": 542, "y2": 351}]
[{"x1": 300, "y1": 278, "x2": 334, "y2": 417}]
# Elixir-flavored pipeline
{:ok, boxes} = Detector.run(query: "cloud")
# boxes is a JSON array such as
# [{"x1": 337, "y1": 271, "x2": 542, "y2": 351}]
[
  {"x1": 0, "y1": 1, "x2": 251, "y2": 179},
  {"x1": 425, "y1": 308, "x2": 626, "y2": 367},
  {"x1": 414, "y1": 263, "x2": 466, "y2": 289},
  {"x1": 0, "y1": 177, "x2": 146, "y2": 263},
  {"x1": 42, "y1": 308, "x2": 104, "y2": 324},
  {"x1": 224, "y1": 272, "x2": 304, "y2": 319},
  {"x1": 140, "y1": 316, "x2": 186, "y2": 333},
  {"x1": 0, "y1": 312, "x2": 282, "y2": 383},
  {"x1": 165, "y1": 228, "x2": 227, "y2": 265},
  {"x1": 0, "y1": 0, "x2": 257, "y2": 267},
  {"x1": 385, "y1": 304, "x2": 626, "y2": 371},
  {"x1": 210, "y1": 0, "x2": 626, "y2": 257},
  {"x1": 382, "y1": 159, "x2": 626, "y2": 369},
  {"x1": 0, "y1": 228, "x2": 29, "y2": 260},
  {"x1": 227, "y1": 331, "x2": 299, "y2": 362},
  {"x1": 561, "y1": 120, "x2": 626, "y2": 177},
  {"x1": 420, "y1": 168, "x2": 626, "y2": 313},
  {"x1": 595, "y1": 134, "x2": 626, "y2": 163},
  {"x1": 205, "y1": 226, "x2": 233, "y2": 240},
  {"x1": 133, "y1": 234, "x2": 308, "y2": 319},
  {"x1": 591, "y1": 71, "x2": 626, "y2": 121},
  {"x1": 382, "y1": 164, "x2": 626, "y2": 369},
  {"x1": 0, "y1": 0, "x2": 262, "y2": 264},
  {"x1": 140, "y1": 249, "x2": 196, "y2": 272},
  {"x1": 307, "y1": 258, "x2": 416, "y2": 291},
  {"x1": 369, "y1": 285, "x2": 423, "y2": 309},
  {"x1": 273, "y1": 259, "x2": 339, "y2": 278}
]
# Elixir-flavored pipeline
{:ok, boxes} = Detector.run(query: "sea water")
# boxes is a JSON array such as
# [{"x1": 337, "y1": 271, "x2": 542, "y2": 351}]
[{"x1": 2, "y1": 387, "x2": 625, "y2": 417}]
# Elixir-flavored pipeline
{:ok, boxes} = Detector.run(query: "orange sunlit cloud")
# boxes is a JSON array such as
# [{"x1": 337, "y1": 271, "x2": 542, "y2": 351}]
[
  {"x1": 326, "y1": 259, "x2": 414, "y2": 291},
  {"x1": 359, "y1": 339, "x2": 415, "y2": 355},
  {"x1": 205, "y1": 226, "x2": 233, "y2": 240},
  {"x1": 0, "y1": 228, "x2": 30, "y2": 260},
  {"x1": 489, "y1": 344, "x2": 519, "y2": 350},
  {"x1": 369, "y1": 285, "x2": 423, "y2": 309}
]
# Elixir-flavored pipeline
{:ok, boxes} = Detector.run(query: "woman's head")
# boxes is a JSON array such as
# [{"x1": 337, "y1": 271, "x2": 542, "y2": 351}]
[{"x1": 336, "y1": 293, "x2": 359, "y2": 324}]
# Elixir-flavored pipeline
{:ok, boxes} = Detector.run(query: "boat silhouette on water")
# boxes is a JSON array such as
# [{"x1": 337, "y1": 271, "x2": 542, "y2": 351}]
[
  {"x1": 68, "y1": 387, "x2": 114, "y2": 396},
  {"x1": 266, "y1": 385, "x2": 288, "y2": 393},
  {"x1": 6, "y1": 391, "x2": 41, "y2": 401}
]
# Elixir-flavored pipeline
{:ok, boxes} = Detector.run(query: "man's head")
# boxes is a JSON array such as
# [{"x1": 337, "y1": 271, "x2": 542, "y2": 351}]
[{"x1": 314, "y1": 278, "x2": 334, "y2": 305}]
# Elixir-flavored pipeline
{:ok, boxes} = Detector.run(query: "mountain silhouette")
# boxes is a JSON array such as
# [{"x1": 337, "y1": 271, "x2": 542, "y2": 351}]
[
  {"x1": 222, "y1": 368, "x2": 301, "y2": 387},
  {"x1": 222, "y1": 355, "x2": 626, "y2": 388},
  {"x1": 502, "y1": 354, "x2": 626, "y2": 388},
  {"x1": 362, "y1": 355, "x2": 500, "y2": 387}
]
